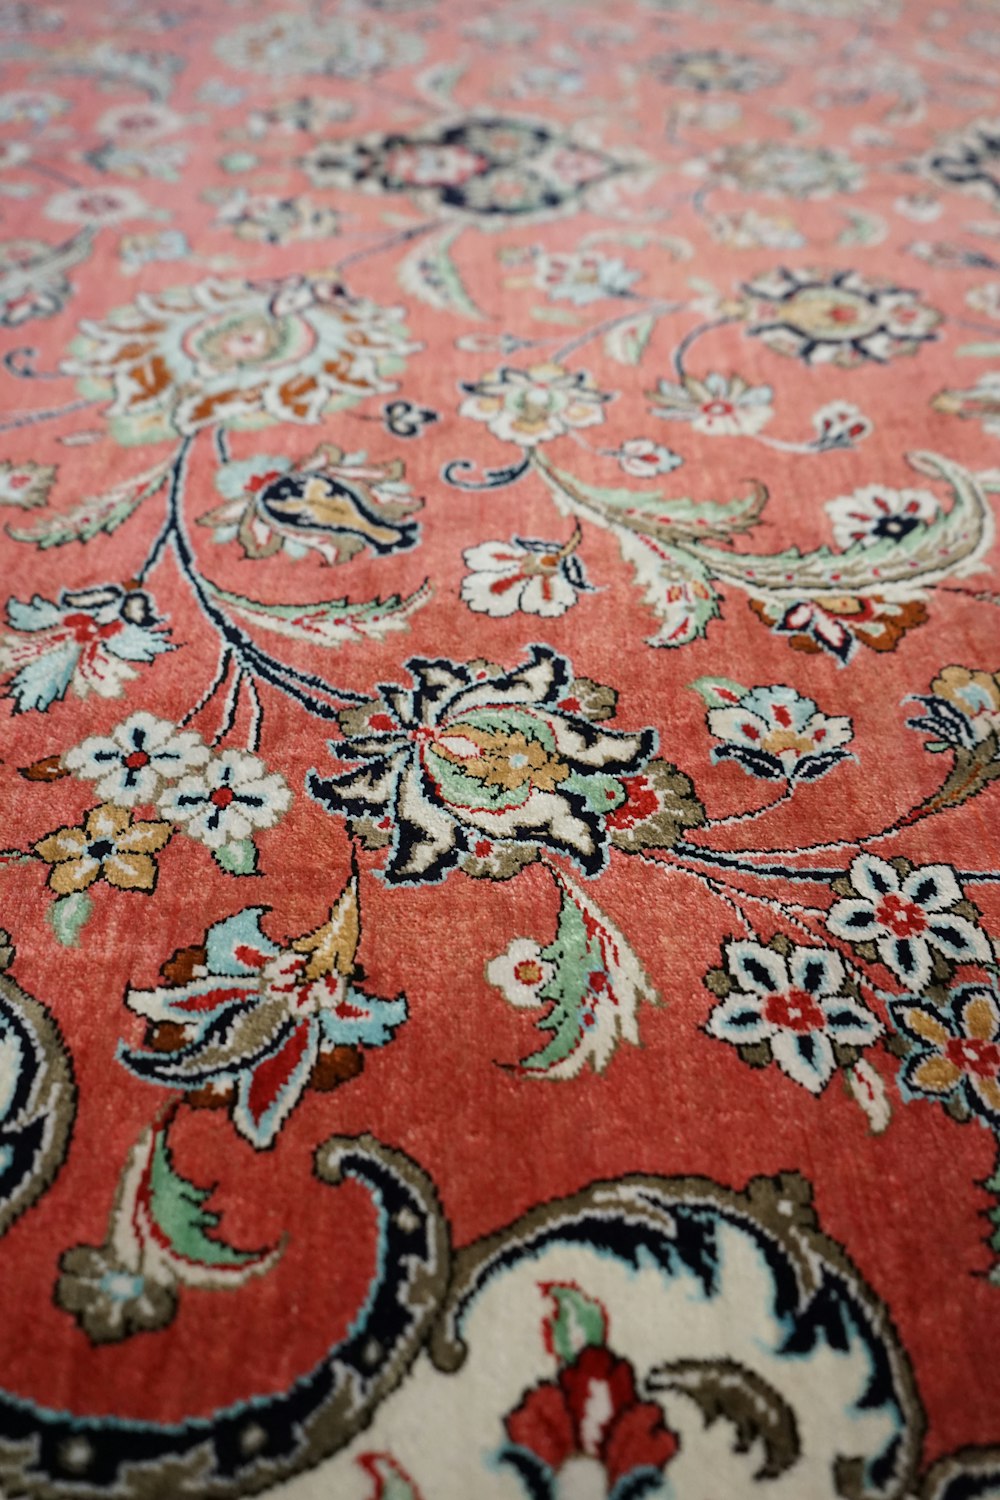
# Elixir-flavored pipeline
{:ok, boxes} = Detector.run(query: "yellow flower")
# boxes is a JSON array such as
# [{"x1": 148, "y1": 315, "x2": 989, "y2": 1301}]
[{"x1": 35, "y1": 803, "x2": 173, "y2": 895}]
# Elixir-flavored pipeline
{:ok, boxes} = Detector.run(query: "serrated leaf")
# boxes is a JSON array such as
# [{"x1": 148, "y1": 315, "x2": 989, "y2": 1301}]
[
  {"x1": 212, "y1": 839, "x2": 258, "y2": 875},
  {"x1": 604, "y1": 312, "x2": 658, "y2": 366},
  {"x1": 47, "y1": 891, "x2": 92, "y2": 947},
  {"x1": 8, "y1": 459, "x2": 170, "y2": 550},
  {"x1": 147, "y1": 1128, "x2": 278, "y2": 1275},
  {"x1": 398, "y1": 225, "x2": 483, "y2": 319},
  {"x1": 205, "y1": 578, "x2": 431, "y2": 647}
]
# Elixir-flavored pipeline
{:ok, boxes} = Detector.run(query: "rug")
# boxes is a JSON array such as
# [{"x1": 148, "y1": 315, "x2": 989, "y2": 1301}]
[{"x1": 1, "y1": 0, "x2": 999, "y2": 1495}]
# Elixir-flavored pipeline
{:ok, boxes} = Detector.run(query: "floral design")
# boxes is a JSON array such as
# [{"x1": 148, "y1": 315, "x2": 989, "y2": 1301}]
[
  {"x1": 459, "y1": 364, "x2": 611, "y2": 446},
  {"x1": 532, "y1": 250, "x2": 639, "y2": 305},
  {"x1": 35, "y1": 804, "x2": 173, "y2": 896},
  {"x1": 825, "y1": 485, "x2": 939, "y2": 550},
  {"x1": 201, "y1": 445, "x2": 422, "y2": 564},
  {"x1": 0, "y1": 460, "x2": 56, "y2": 509},
  {"x1": 118, "y1": 886, "x2": 405, "y2": 1148},
  {"x1": 908, "y1": 666, "x2": 1000, "y2": 750},
  {"x1": 2, "y1": 0, "x2": 1000, "y2": 1491},
  {"x1": 827, "y1": 855, "x2": 992, "y2": 989},
  {"x1": 743, "y1": 267, "x2": 942, "y2": 365},
  {"x1": 932, "y1": 374, "x2": 1000, "y2": 439},
  {"x1": 57, "y1": 1114, "x2": 281, "y2": 1342},
  {"x1": 308, "y1": 646, "x2": 663, "y2": 884},
  {"x1": 651, "y1": 48, "x2": 783, "y2": 91},
  {"x1": 697, "y1": 140, "x2": 862, "y2": 198},
  {"x1": 301, "y1": 116, "x2": 628, "y2": 224},
  {"x1": 504, "y1": 1343, "x2": 678, "y2": 1492},
  {"x1": 63, "y1": 713, "x2": 209, "y2": 807},
  {"x1": 501, "y1": 1281, "x2": 678, "y2": 1495},
  {"x1": 704, "y1": 937, "x2": 881, "y2": 1092},
  {"x1": 892, "y1": 983, "x2": 1000, "y2": 1129},
  {"x1": 614, "y1": 439, "x2": 683, "y2": 477},
  {"x1": 0, "y1": 234, "x2": 89, "y2": 327},
  {"x1": 705, "y1": 683, "x2": 854, "y2": 781},
  {"x1": 64, "y1": 275, "x2": 416, "y2": 444},
  {"x1": 214, "y1": 191, "x2": 340, "y2": 246},
  {"x1": 748, "y1": 593, "x2": 928, "y2": 665},
  {"x1": 648, "y1": 371, "x2": 773, "y2": 435},
  {"x1": 216, "y1": 12, "x2": 424, "y2": 79},
  {"x1": 923, "y1": 118, "x2": 1000, "y2": 204},
  {"x1": 1, "y1": 583, "x2": 172, "y2": 714},
  {"x1": 158, "y1": 750, "x2": 291, "y2": 853},
  {"x1": 460, "y1": 531, "x2": 590, "y2": 618}
]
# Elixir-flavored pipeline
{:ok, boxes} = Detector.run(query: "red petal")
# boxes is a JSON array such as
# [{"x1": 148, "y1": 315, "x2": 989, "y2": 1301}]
[
  {"x1": 505, "y1": 1382, "x2": 575, "y2": 1469},
  {"x1": 245, "y1": 1021, "x2": 312, "y2": 1125},
  {"x1": 604, "y1": 1401, "x2": 679, "y2": 1486},
  {"x1": 560, "y1": 1346, "x2": 636, "y2": 1450}
]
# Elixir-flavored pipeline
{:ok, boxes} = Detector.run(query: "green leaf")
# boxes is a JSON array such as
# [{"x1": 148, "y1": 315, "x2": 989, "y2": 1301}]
[
  {"x1": 8, "y1": 460, "x2": 170, "y2": 549},
  {"x1": 688, "y1": 676, "x2": 747, "y2": 709},
  {"x1": 148, "y1": 1130, "x2": 268, "y2": 1270},
  {"x1": 398, "y1": 224, "x2": 483, "y2": 319},
  {"x1": 204, "y1": 578, "x2": 431, "y2": 648},
  {"x1": 604, "y1": 312, "x2": 658, "y2": 366},
  {"x1": 957, "y1": 342, "x2": 1000, "y2": 358},
  {"x1": 47, "y1": 891, "x2": 92, "y2": 948},
  {"x1": 213, "y1": 838, "x2": 258, "y2": 875},
  {"x1": 543, "y1": 1282, "x2": 608, "y2": 1363}
]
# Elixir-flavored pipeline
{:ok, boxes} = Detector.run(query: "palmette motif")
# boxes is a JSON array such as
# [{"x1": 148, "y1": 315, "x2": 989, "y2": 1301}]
[{"x1": 1, "y1": 0, "x2": 1000, "y2": 1495}]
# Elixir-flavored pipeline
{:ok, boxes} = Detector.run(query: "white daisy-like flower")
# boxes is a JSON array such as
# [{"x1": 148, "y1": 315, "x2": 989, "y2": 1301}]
[
  {"x1": 486, "y1": 938, "x2": 554, "y2": 1007},
  {"x1": 825, "y1": 485, "x2": 939, "y2": 550},
  {"x1": 65, "y1": 712, "x2": 209, "y2": 807},
  {"x1": 461, "y1": 533, "x2": 590, "y2": 619},
  {"x1": 648, "y1": 372, "x2": 773, "y2": 436},
  {"x1": 158, "y1": 749, "x2": 291, "y2": 849},
  {"x1": 827, "y1": 855, "x2": 992, "y2": 991}
]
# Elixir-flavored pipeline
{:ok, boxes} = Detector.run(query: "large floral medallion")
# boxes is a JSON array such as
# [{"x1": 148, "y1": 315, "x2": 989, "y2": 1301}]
[
  {"x1": 301, "y1": 115, "x2": 631, "y2": 224},
  {"x1": 743, "y1": 267, "x2": 942, "y2": 366},
  {"x1": 63, "y1": 275, "x2": 417, "y2": 444},
  {"x1": 308, "y1": 645, "x2": 683, "y2": 883}
]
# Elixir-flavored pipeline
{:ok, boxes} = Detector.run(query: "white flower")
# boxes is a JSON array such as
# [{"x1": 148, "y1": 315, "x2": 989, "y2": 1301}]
[
  {"x1": 825, "y1": 485, "x2": 938, "y2": 550},
  {"x1": 649, "y1": 372, "x2": 773, "y2": 436},
  {"x1": 616, "y1": 439, "x2": 683, "y2": 477},
  {"x1": 158, "y1": 749, "x2": 291, "y2": 849},
  {"x1": 705, "y1": 940, "x2": 881, "y2": 1093},
  {"x1": 461, "y1": 534, "x2": 589, "y2": 618},
  {"x1": 486, "y1": 938, "x2": 554, "y2": 1007},
  {"x1": 65, "y1": 712, "x2": 209, "y2": 807},
  {"x1": 45, "y1": 186, "x2": 149, "y2": 226},
  {"x1": 827, "y1": 855, "x2": 992, "y2": 991},
  {"x1": 534, "y1": 250, "x2": 639, "y2": 306},
  {"x1": 459, "y1": 364, "x2": 611, "y2": 447}
]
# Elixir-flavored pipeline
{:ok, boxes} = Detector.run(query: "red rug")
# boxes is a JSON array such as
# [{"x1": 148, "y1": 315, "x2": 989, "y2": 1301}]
[{"x1": 1, "y1": 0, "x2": 1000, "y2": 1495}]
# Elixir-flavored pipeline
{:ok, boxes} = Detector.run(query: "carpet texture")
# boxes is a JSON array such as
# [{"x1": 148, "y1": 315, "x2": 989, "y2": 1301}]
[{"x1": 1, "y1": 0, "x2": 1000, "y2": 1496}]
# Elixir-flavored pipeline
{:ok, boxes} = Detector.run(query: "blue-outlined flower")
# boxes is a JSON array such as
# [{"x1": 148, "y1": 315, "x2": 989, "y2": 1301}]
[
  {"x1": 0, "y1": 583, "x2": 172, "y2": 714},
  {"x1": 705, "y1": 939, "x2": 881, "y2": 1092},
  {"x1": 827, "y1": 855, "x2": 992, "y2": 990},
  {"x1": 707, "y1": 684, "x2": 853, "y2": 781},
  {"x1": 118, "y1": 891, "x2": 405, "y2": 1150}
]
